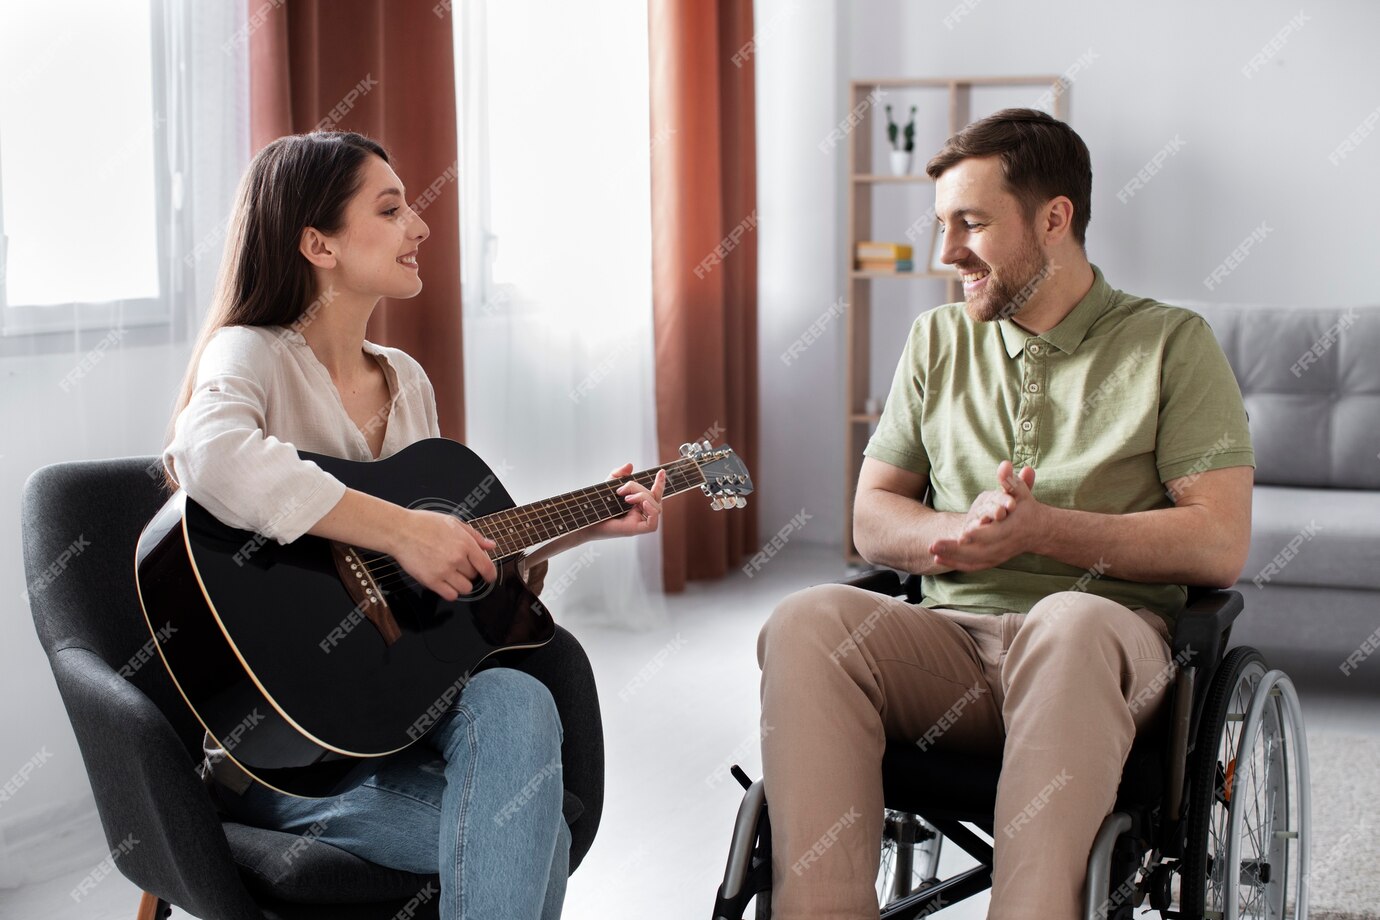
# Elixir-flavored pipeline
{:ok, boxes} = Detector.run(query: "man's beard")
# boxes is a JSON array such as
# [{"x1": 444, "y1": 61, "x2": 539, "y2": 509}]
[{"x1": 961, "y1": 230, "x2": 1051, "y2": 324}]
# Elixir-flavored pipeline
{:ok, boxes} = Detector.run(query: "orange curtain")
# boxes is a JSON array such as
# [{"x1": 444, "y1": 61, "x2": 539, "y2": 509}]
[
  {"x1": 648, "y1": 0, "x2": 759, "y2": 592},
  {"x1": 249, "y1": 0, "x2": 465, "y2": 439}
]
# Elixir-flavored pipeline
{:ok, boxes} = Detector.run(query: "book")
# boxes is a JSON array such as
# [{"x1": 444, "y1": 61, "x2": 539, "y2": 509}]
[
  {"x1": 856, "y1": 241, "x2": 914, "y2": 260},
  {"x1": 858, "y1": 259, "x2": 915, "y2": 273}
]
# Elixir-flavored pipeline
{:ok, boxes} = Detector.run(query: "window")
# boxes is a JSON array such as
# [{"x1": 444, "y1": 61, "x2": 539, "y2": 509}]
[{"x1": 0, "y1": 0, "x2": 184, "y2": 337}]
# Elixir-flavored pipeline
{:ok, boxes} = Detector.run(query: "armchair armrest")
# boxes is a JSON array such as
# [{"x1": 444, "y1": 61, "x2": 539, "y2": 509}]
[
  {"x1": 489, "y1": 624, "x2": 604, "y2": 872},
  {"x1": 50, "y1": 647, "x2": 263, "y2": 920}
]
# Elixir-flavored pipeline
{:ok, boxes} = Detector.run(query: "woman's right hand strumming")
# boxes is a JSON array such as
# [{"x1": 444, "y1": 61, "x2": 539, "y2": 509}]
[
  {"x1": 390, "y1": 509, "x2": 498, "y2": 600},
  {"x1": 309, "y1": 489, "x2": 499, "y2": 600}
]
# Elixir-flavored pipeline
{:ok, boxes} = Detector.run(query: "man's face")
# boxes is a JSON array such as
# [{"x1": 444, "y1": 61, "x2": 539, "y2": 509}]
[{"x1": 934, "y1": 156, "x2": 1050, "y2": 324}]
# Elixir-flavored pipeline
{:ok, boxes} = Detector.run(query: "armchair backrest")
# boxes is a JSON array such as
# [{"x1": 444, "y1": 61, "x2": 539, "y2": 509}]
[{"x1": 22, "y1": 457, "x2": 207, "y2": 757}]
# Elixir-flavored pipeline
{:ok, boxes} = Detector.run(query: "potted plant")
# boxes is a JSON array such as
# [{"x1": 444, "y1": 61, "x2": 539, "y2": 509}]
[{"x1": 885, "y1": 104, "x2": 917, "y2": 175}]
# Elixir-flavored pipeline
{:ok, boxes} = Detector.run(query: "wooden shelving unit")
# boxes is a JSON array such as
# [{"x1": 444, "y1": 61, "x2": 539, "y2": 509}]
[{"x1": 843, "y1": 76, "x2": 1069, "y2": 565}]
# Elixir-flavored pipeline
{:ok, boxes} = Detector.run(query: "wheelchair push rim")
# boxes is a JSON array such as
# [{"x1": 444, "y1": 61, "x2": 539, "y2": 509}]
[
  {"x1": 1223, "y1": 669, "x2": 1309, "y2": 920},
  {"x1": 1182, "y1": 648, "x2": 1310, "y2": 920}
]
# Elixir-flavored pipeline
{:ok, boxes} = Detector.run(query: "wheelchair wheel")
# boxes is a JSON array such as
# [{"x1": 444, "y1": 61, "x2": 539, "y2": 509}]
[
  {"x1": 876, "y1": 809, "x2": 942, "y2": 906},
  {"x1": 1181, "y1": 647, "x2": 1310, "y2": 920}
]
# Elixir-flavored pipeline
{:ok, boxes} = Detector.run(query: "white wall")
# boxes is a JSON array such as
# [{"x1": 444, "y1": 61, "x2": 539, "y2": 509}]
[
  {"x1": 0, "y1": 342, "x2": 192, "y2": 885},
  {"x1": 757, "y1": 0, "x2": 1380, "y2": 553}
]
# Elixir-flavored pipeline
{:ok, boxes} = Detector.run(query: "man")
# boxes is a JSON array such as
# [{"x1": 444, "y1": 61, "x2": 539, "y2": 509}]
[{"x1": 757, "y1": 108, "x2": 1254, "y2": 919}]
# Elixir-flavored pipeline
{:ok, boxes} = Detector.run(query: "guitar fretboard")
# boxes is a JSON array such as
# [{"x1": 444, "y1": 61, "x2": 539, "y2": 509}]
[{"x1": 469, "y1": 458, "x2": 706, "y2": 560}]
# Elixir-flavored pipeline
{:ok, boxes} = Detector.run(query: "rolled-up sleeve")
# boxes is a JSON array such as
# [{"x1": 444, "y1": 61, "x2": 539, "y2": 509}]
[{"x1": 163, "y1": 329, "x2": 346, "y2": 543}]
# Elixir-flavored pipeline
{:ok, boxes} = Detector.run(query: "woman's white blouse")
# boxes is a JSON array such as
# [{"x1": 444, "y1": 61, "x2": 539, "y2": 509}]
[{"x1": 164, "y1": 323, "x2": 441, "y2": 540}]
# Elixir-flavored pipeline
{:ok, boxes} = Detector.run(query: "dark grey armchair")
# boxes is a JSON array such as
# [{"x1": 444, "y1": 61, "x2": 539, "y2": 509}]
[{"x1": 22, "y1": 457, "x2": 605, "y2": 919}]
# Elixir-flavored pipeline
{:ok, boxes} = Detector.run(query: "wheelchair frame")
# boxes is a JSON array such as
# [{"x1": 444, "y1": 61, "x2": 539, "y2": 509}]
[{"x1": 713, "y1": 571, "x2": 1310, "y2": 920}]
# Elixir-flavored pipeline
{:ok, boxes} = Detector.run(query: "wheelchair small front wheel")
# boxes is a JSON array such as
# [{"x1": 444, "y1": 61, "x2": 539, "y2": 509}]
[
  {"x1": 876, "y1": 809, "x2": 942, "y2": 906},
  {"x1": 1181, "y1": 647, "x2": 1309, "y2": 920}
]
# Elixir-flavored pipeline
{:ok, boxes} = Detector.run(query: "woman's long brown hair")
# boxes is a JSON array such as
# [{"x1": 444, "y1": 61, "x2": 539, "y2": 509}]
[{"x1": 163, "y1": 131, "x2": 390, "y2": 490}]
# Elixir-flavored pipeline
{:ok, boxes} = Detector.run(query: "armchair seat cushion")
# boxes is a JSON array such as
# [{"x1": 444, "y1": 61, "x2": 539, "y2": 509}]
[
  {"x1": 223, "y1": 788, "x2": 584, "y2": 904},
  {"x1": 223, "y1": 822, "x2": 438, "y2": 904},
  {"x1": 1246, "y1": 485, "x2": 1380, "y2": 591}
]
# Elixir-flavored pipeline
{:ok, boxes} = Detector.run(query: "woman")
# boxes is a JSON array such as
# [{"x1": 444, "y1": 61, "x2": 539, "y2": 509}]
[{"x1": 163, "y1": 131, "x2": 664, "y2": 919}]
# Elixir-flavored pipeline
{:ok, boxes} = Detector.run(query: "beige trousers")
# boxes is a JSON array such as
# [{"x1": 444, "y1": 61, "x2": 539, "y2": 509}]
[{"x1": 756, "y1": 584, "x2": 1174, "y2": 920}]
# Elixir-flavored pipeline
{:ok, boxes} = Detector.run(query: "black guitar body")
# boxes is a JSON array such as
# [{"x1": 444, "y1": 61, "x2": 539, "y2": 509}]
[{"x1": 135, "y1": 439, "x2": 553, "y2": 798}]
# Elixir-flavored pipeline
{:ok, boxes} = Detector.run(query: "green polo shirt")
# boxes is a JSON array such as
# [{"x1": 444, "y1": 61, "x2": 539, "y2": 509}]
[{"x1": 863, "y1": 264, "x2": 1254, "y2": 628}]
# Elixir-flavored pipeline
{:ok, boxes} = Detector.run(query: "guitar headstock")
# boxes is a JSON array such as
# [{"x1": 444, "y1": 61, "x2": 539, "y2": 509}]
[{"x1": 680, "y1": 440, "x2": 754, "y2": 511}]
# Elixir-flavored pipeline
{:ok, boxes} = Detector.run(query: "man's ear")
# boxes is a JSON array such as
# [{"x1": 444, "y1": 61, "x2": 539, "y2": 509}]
[
  {"x1": 299, "y1": 227, "x2": 337, "y2": 269},
  {"x1": 1041, "y1": 197, "x2": 1075, "y2": 245}
]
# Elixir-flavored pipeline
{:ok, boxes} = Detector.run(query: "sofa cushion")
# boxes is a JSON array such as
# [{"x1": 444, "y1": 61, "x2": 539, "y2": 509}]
[
  {"x1": 1180, "y1": 302, "x2": 1380, "y2": 490},
  {"x1": 1244, "y1": 485, "x2": 1380, "y2": 591}
]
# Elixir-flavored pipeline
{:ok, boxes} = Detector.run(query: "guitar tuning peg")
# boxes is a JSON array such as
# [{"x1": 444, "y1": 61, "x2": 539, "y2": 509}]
[
  {"x1": 735, "y1": 495, "x2": 747, "y2": 509},
  {"x1": 700, "y1": 439, "x2": 712, "y2": 451},
  {"x1": 680, "y1": 442, "x2": 695, "y2": 457},
  {"x1": 709, "y1": 496, "x2": 724, "y2": 511}
]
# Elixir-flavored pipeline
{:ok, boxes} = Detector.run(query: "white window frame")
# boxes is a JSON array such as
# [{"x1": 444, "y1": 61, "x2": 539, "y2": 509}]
[{"x1": 0, "y1": 0, "x2": 189, "y2": 339}]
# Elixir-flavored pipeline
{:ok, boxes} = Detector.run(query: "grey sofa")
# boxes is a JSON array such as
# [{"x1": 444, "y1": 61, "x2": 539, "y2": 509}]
[{"x1": 1186, "y1": 301, "x2": 1380, "y2": 695}]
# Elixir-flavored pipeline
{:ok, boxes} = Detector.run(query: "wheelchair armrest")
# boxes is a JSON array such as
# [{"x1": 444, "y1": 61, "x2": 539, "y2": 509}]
[
  {"x1": 1162, "y1": 589, "x2": 1244, "y2": 822},
  {"x1": 839, "y1": 568, "x2": 905, "y2": 597},
  {"x1": 1170, "y1": 589, "x2": 1244, "y2": 671}
]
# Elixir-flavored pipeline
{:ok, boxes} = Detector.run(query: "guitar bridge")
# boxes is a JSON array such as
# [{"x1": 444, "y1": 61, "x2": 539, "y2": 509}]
[{"x1": 330, "y1": 543, "x2": 403, "y2": 646}]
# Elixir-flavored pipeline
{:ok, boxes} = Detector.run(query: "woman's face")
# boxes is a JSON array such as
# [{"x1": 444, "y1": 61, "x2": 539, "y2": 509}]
[{"x1": 320, "y1": 154, "x2": 431, "y2": 301}]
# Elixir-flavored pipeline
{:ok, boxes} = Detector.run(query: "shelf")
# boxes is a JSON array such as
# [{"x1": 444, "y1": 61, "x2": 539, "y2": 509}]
[
  {"x1": 842, "y1": 72, "x2": 1067, "y2": 563},
  {"x1": 853, "y1": 174, "x2": 933, "y2": 184},
  {"x1": 856, "y1": 75, "x2": 1068, "y2": 89},
  {"x1": 850, "y1": 269, "x2": 956, "y2": 280}
]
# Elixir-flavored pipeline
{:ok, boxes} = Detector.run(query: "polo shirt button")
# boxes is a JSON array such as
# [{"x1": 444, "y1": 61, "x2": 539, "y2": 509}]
[
  {"x1": 1027, "y1": 382, "x2": 1039, "y2": 393},
  {"x1": 1021, "y1": 420, "x2": 1033, "y2": 431},
  {"x1": 1028, "y1": 343, "x2": 1040, "y2": 354}
]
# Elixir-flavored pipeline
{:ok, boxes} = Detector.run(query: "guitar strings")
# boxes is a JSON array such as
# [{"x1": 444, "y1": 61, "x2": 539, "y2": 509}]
[
  {"x1": 355, "y1": 460, "x2": 717, "y2": 584},
  {"x1": 358, "y1": 465, "x2": 700, "y2": 567},
  {"x1": 363, "y1": 481, "x2": 685, "y2": 590},
  {"x1": 358, "y1": 465, "x2": 701, "y2": 579},
  {"x1": 361, "y1": 471, "x2": 699, "y2": 589},
  {"x1": 356, "y1": 468, "x2": 701, "y2": 576}
]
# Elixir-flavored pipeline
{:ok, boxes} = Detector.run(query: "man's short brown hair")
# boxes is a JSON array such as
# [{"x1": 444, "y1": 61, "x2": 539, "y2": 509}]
[{"x1": 926, "y1": 108, "x2": 1092, "y2": 248}]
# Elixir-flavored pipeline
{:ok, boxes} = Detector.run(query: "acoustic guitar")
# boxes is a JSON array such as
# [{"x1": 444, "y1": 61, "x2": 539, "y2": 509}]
[{"x1": 135, "y1": 437, "x2": 752, "y2": 797}]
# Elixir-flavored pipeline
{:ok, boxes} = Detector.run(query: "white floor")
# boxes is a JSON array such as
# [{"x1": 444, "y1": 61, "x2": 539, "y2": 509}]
[{"x1": 3, "y1": 543, "x2": 1376, "y2": 919}]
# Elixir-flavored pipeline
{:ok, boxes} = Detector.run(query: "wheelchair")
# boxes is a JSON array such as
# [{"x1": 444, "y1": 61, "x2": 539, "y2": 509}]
[{"x1": 713, "y1": 570, "x2": 1311, "y2": 920}]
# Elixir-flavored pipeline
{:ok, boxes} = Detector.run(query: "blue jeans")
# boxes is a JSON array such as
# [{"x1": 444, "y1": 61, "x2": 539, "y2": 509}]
[{"x1": 216, "y1": 668, "x2": 570, "y2": 920}]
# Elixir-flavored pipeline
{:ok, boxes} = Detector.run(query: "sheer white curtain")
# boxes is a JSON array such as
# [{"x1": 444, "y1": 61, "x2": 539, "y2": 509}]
[{"x1": 454, "y1": 0, "x2": 667, "y2": 630}]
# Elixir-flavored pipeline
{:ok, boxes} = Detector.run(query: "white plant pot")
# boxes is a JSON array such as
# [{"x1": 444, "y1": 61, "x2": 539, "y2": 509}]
[{"x1": 889, "y1": 150, "x2": 913, "y2": 176}]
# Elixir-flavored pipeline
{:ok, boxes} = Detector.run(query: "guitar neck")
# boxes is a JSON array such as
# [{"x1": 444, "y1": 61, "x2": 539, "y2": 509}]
[{"x1": 469, "y1": 459, "x2": 706, "y2": 560}]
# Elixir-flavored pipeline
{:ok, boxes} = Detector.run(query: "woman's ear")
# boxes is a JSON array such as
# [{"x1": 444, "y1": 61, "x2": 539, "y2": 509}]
[{"x1": 299, "y1": 227, "x2": 337, "y2": 269}]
